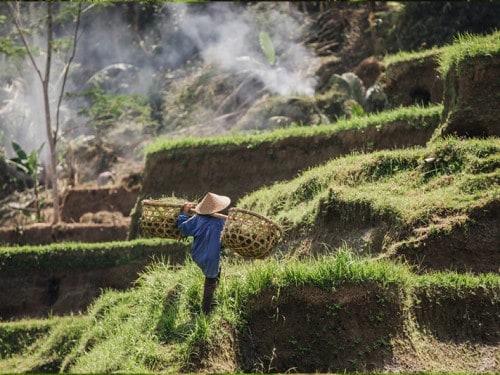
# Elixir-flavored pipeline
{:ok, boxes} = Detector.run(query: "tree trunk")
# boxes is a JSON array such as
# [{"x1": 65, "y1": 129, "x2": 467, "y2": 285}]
[
  {"x1": 34, "y1": 169, "x2": 41, "y2": 222},
  {"x1": 8, "y1": 1, "x2": 65, "y2": 224},
  {"x1": 43, "y1": 3, "x2": 60, "y2": 224},
  {"x1": 43, "y1": 80, "x2": 60, "y2": 224}
]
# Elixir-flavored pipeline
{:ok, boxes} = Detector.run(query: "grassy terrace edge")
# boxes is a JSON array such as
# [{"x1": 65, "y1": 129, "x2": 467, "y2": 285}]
[
  {"x1": 383, "y1": 31, "x2": 499, "y2": 73},
  {"x1": 383, "y1": 46, "x2": 443, "y2": 66},
  {"x1": 0, "y1": 238, "x2": 188, "y2": 274},
  {"x1": 438, "y1": 31, "x2": 500, "y2": 75},
  {"x1": 238, "y1": 137, "x2": 500, "y2": 230},
  {"x1": 145, "y1": 105, "x2": 442, "y2": 155}
]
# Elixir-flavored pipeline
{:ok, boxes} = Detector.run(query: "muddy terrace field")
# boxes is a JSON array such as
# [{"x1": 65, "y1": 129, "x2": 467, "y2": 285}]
[{"x1": 0, "y1": 1, "x2": 499, "y2": 374}]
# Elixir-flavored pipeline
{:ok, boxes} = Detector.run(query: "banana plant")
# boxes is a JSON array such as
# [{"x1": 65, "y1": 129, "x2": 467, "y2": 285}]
[
  {"x1": 236, "y1": 31, "x2": 278, "y2": 71},
  {"x1": 9, "y1": 141, "x2": 45, "y2": 221},
  {"x1": 259, "y1": 31, "x2": 276, "y2": 66}
]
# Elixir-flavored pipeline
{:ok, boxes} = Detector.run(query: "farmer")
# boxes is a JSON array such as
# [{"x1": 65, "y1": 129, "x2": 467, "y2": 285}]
[{"x1": 176, "y1": 192, "x2": 230, "y2": 314}]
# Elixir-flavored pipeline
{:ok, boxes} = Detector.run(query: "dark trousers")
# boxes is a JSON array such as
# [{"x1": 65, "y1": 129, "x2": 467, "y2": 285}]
[{"x1": 202, "y1": 271, "x2": 220, "y2": 315}]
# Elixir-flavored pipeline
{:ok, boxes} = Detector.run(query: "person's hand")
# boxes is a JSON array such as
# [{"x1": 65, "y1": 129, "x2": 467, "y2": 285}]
[{"x1": 181, "y1": 202, "x2": 196, "y2": 214}]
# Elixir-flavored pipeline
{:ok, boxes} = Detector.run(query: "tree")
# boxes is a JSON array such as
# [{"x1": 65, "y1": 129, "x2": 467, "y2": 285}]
[{"x1": 6, "y1": 1, "x2": 82, "y2": 224}]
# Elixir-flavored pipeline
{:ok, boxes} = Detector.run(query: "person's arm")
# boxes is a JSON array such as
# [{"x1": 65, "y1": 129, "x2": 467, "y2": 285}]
[
  {"x1": 176, "y1": 202, "x2": 196, "y2": 237},
  {"x1": 177, "y1": 214, "x2": 197, "y2": 237}
]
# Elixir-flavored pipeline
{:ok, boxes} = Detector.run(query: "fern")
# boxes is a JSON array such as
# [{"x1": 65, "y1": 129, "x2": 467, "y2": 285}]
[{"x1": 259, "y1": 31, "x2": 276, "y2": 66}]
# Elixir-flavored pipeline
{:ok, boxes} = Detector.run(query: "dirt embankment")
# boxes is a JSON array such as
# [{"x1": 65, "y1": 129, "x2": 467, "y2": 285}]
[
  {"x1": 382, "y1": 54, "x2": 443, "y2": 107},
  {"x1": 0, "y1": 242, "x2": 187, "y2": 320},
  {"x1": 440, "y1": 55, "x2": 500, "y2": 137},
  {"x1": 198, "y1": 283, "x2": 499, "y2": 373},
  {"x1": 296, "y1": 198, "x2": 499, "y2": 274},
  {"x1": 0, "y1": 262, "x2": 147, "y2": 320},
  {"x1": 0, "y1": 222, "x2": 130, "y2": 246},
  {"x1": 130, "y1": 118, "x2": 440, "y2": 238},
  {"x1": 0, "y1": 183, "x2": 140, "y2": 246},
  {"x1": 60, "y1": 185, "x2": 139, "y2": 222},
  {"x1": 303, "y1": 2, "x2": 389, "y2": 71},
  {"x1": 239, "y1": 284, "x2": 404, "y2": 373},
  {"x1": 393, "y1": 202, "x2": 500, "y2": 273},
  {"x1": 413, "y1": 285, "x2": 499, "y2": 344}
]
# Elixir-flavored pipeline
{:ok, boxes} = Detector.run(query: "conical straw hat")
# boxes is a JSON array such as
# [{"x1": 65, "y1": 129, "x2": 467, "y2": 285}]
[{"x1": 194, "y1": 192, "x2": 231, "y2": 215}]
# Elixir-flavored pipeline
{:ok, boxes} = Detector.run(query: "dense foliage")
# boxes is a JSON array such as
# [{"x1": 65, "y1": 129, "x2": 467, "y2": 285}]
[{"x1": 81, "y1": 88, "x2": 156, "y2": 135}]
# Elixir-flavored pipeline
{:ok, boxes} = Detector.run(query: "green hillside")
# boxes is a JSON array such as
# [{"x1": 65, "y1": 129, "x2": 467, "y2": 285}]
[
  {"x1": 239, "y1": 138, "x2": 499, "y2": 271},
  {"x1": 240, "y1": 138, "x2": 499, "y2": 230},
  {"x1": 1, "y1": 3, "x2": 499, "y2": 374},
  {"x1": 1, "y1": 252, "x2": 497, "y2": 373}
]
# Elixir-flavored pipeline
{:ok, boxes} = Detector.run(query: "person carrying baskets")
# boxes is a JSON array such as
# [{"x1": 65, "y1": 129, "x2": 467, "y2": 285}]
[{"x1": 176, "y1": 192, "x2": 230, "y2": 315}]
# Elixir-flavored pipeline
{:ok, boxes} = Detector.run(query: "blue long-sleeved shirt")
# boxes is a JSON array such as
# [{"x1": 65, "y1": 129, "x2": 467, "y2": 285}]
[{"x1": 176, "y1": 213, "x2": 225, "y2": 278}]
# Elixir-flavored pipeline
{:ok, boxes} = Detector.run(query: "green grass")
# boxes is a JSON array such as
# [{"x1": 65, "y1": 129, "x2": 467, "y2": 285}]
[
  {"x1": 383, "y1": 46, "x2": 444, "y2": 66},
  {"x1": 0, "y1": 316, "x2": 89, "y2": 373},
  {"x1": 81, "y1": 87, "x2": 154, "y2": 131},
  {"x1": 438, "y1": 31, "x2": 500, "y2": 75},
  {"x1": 383, "y1": 31, "x2": 500, "y2": 74},
  {"x1": 2, "y1": 251, "x2": 498, "y2": 373},
  {"x1": 0, "y1": 316, "x2": 76, "y2": 359},
  {"x1": 239, "y1": 137, "x2": 500, "y2": 230},
  {"x1": 145, "y1": 105, "x2": 442, "y2": 156},
  {"x1": 0, "y1": 238, "x2": 188, "y2": 275}
]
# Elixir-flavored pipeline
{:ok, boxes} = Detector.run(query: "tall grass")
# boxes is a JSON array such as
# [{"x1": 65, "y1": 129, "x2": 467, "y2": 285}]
[
  {"x1": 4, "y1": 250, "x2": 498, "y2": 373},
  {"x1": 0, "y1": 316, "x2": 74, "y2": 359},
  {"x1": 0, "y1": 316, "x2": 89, "y2": 373}
]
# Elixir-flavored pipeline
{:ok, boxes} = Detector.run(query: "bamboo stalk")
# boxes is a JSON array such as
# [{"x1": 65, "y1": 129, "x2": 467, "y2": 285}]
[{"x1": 142, "y1": 200, "x2": 228, "y2": 219}]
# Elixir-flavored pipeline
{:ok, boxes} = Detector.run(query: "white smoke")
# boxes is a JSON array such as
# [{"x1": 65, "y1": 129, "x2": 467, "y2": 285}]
[
  {"x1": 172, "y1": 3, "x2": 317, "y2": 96},
  {"x1": 0, "y1": 2, "x2": 71, "y2": 163},
  {"x1": 0, "y1": 2, "x2": 318, "y2": 161}
]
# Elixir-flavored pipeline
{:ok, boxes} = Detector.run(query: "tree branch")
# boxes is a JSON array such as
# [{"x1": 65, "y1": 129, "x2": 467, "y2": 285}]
[
  {"x1": 43, "y1": 1, "x2": 53, "y2": 143},
  {"x1": 55, "y1": 2, "x2": 82, "y2": 145},
  {"x1": 44, "y1": 2, "x2": 53, "y2": 85},
  {"x1": 7, "y1": 1, "x2": 44, "y2": 83}
]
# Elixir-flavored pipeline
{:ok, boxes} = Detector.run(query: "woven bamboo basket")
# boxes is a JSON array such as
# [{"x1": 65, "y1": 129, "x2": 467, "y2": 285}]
[
  {"x1": 221, "y1": 208, "x2": 283, "y2": 259},
  {"x1": 140, "y1": 199, "x2": 184, "y2": 240}
]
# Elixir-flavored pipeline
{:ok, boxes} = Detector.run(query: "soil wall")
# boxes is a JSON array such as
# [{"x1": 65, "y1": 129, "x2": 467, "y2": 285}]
[
  {"x1": 0, "y1": 241, "x2": 188, "y2": 319},
  {"x1": 142, "y1": 122, "x2": 437, "y2": 201},
  {"x1": 413, "y1": 285, "x2": 500, "y2": 344},
  {"x1": 238, "y1": 284, "x2": 405, "y2": 373},
  {"x1": 394, "y1": 203, "x2": 500, "y2": 274},
  {"x1": 383, "y1": 54, "x2": 443, "y2": 107},
  {"x1": 0, "y1": 222, "x2": 130, "y2": 246},
  {"x1": 199, "y1": 282, "x2": 499, "y2": 373},
  {"x1": 288, "y1": 198, "x2": 499, "y2": 273},
  {"x1": 441, "y1": 55, "x2": 500, "y2": 137},
  {"x1": 60, "y1": 185, "x2": 139, "y2": 222}
]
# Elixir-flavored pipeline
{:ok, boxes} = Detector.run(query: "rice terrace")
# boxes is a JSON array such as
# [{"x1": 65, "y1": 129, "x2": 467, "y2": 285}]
[{"x1": 0, "y1": 1, "x2": 499, "y2": 374}]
